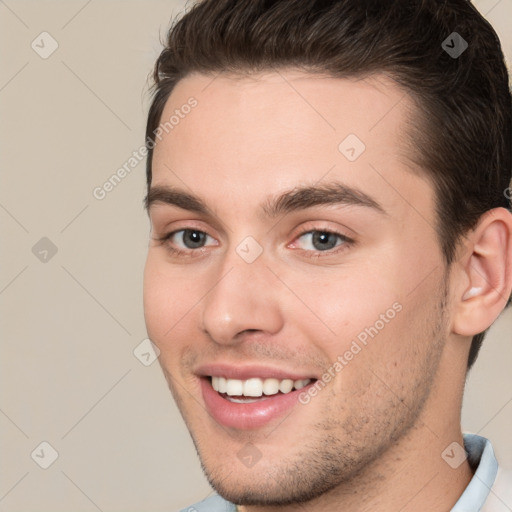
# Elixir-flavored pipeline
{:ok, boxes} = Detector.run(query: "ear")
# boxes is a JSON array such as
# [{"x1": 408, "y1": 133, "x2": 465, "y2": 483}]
[{"x1": 452, "y1": 208, "x2": 512, "y2": 337}]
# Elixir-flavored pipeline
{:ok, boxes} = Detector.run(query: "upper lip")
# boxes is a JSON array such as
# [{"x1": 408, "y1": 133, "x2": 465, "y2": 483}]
[{"x1": 196, "y1": 363, "x2": 317, "y2": 381}]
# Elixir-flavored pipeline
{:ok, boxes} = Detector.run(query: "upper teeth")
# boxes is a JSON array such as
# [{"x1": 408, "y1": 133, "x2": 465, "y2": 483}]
[{"x1": 211, "y1": 376, "x2": 312, "y2": 397}]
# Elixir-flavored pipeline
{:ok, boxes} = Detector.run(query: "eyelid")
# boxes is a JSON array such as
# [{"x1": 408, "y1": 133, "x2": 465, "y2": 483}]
[
  {"x1": 287, "y1": 226, "x2": 354, "y2": 257},
  {"x1": 149, "y1": 208, "x2": 227, "y2": 238},
  {"x1": 154, "y1": 227, "x2": 218, "y2": 255},
  {"x1": 289, "y1": 220, "x2": 354, "y2": 243},
  {"x1": 292, "y1": 229, "x2": 349, "y2": 245},
  {"x1": 293, "y1": 218, "x2": 355, "y2": 236}
]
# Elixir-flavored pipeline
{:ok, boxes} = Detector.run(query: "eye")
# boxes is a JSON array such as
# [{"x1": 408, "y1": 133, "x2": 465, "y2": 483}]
[
  {"x1": 292, "y1": 229, "x2": 351, "y2": 253},
  {"x1": 167, "y1": 229, "x2": 215, "y2": 250},
  {"x1": 157, "y1": 228, "x2": 216, "y2": 256}
]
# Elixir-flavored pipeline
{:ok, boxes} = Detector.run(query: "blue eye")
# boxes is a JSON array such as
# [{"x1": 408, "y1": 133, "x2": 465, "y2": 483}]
[
  {"x1": 296, "y1": 230, "x2": 348, "y2": 251},
  {"x1": 155, "y1": 228, "x2": 217, "y2": 260},
  {"x1": 174, "y1": 229, "x2": 208, "y2": 249}
]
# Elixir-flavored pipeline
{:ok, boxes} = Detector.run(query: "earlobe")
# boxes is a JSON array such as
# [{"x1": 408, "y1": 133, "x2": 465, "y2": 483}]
[{"x1": 452, "y1": 208, "x2": 512, "y2": 337}]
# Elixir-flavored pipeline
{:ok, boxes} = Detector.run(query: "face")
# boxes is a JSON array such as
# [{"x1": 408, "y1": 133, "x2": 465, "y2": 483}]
[{"x1": 143, "y1": 71, "x2": 451, "y2": 506}]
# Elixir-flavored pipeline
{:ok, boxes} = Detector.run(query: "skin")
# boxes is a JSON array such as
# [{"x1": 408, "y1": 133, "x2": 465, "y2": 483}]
[{"x1": 143, "y1": 70, "x2": 512, "y2": 511}]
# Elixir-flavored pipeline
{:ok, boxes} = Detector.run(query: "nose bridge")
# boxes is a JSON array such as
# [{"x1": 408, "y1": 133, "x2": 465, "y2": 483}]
[{"x1": 200, "y1": 240, "x2": 284, "y2": 345}]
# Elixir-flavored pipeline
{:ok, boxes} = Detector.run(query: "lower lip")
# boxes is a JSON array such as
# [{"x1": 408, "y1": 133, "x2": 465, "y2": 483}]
[{"x1": 200, "y1": 378, "x2": 314, "y2": 430}]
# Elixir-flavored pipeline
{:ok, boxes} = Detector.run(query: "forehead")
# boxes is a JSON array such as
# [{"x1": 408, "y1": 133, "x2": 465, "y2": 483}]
[
  {"x1": 155, "y1": 70, "x2": 412, "y2": 160},
  {"x1": 151, "y1": 70, "x2": 433, "y2": 224}
]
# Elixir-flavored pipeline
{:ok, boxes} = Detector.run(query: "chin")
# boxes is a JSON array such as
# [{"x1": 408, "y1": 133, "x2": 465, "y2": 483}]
[{"x1": 197, "y1": 448, "x2": 365, "y2": 508}]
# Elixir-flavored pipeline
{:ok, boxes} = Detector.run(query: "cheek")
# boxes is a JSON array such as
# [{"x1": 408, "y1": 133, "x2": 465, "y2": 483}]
[
  {"x1": 143, "y1": 252, "x2": 213, "y2": 372},
  {"x1": 143, "y1": 257, "x2": 192, "y2": 385},
  {"x1": 143, "y1": 253, "x2": 189, "y2": 343},
  {"x1": 143, "y1": 254, "x2": 167, "y2": 340},
  {"x1": 286, "y1": 262, "x2": 403, "y2": 353}
]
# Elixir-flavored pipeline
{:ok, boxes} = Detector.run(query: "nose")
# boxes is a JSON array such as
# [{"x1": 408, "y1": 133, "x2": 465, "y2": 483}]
[{"x1": 200, "y1": 248, "x2": 284, "y2": 346}]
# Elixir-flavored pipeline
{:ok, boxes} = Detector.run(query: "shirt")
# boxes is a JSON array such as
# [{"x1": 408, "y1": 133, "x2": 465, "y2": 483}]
[{"x1": 180, "y1": 434, "x2": 512, "y2": 512}]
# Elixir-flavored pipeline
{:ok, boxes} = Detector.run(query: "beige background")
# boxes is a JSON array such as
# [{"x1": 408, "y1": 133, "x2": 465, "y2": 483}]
[{"x1": 0, "y1": 1, "x2": 511, "y2": 511}]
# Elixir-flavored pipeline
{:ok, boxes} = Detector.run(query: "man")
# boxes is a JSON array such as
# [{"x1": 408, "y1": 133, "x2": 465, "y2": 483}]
[{"x1": 142, "y1": 0, "x2": 512, "y2": 510}]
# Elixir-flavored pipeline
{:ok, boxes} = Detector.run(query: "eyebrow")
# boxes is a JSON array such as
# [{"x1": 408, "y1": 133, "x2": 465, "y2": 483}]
[{"x1": 144, "y1": 182, "x2": 386, "y2": 218}]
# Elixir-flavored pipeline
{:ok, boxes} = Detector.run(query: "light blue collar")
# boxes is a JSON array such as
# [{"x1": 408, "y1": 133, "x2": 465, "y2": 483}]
[{"x1": 450, "y1": 433, "x2": 498, "y2": 511}]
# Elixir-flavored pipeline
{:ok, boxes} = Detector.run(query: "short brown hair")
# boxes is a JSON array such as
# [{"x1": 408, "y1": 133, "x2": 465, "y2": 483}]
[{"x1": 145, "y1": 0, "x2": 512, "y2": 370}]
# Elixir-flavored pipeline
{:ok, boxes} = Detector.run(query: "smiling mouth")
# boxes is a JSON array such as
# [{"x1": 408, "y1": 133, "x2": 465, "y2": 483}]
[{"x1": 209, "y1": 376, "x2": 315, "y2": 403}]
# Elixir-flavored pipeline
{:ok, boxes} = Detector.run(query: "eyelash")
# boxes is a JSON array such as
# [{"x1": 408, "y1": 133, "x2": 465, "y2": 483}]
[{"x1": 155, "y1": 227, "x2": 354, "y2": 260}]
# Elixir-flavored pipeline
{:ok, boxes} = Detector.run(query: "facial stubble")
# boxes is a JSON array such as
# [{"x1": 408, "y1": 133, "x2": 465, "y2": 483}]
[{"x1": 162, "y1": 278, "x2": 449, "y2": 507}]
